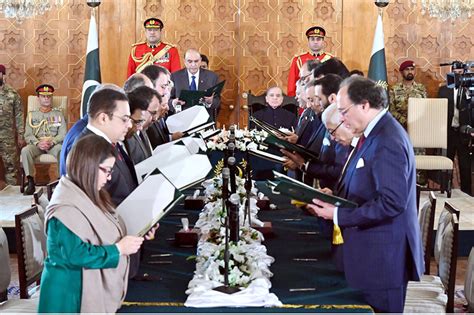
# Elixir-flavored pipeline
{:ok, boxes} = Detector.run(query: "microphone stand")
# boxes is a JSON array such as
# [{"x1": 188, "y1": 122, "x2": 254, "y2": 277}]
[
  {"x1": 213, "y1": 168, "x2": 240, "y2": 294},
  {"x1": 228, "y1": 157, "x2": 237, "y2": 194},
  {"x1": 244, "y1": 150, "x2": 252, "y2": 227}
]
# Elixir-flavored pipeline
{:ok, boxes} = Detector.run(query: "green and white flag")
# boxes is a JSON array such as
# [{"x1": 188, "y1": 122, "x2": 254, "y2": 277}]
[
  {"x1": 80, "y1": 11, "x2": 101, "y2": 118},
  {"x1": 368, "y1": 14, "x2": 388, "y2": 91}
]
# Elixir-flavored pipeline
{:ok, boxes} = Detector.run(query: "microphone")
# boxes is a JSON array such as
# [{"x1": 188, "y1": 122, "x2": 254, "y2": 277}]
[
  {"x1": 228, "y1": 157, "x2": 237, "y2": 193},
  {"x1": 227, "y1": 142, "x2": 235, "y2": 157},
  {"x1": 228, "y1": 193, "x2": 240, "y2": 242},
  {"x1": 440, "y1": 62, "x2": 454, "y2": 67},
  {"x1": 221, "y1": 167, "x2": 230, "y2": 201}
]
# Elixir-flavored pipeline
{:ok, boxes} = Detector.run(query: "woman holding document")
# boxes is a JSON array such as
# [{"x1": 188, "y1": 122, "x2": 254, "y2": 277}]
[{"x1": 38, "y1": 134, "x2": 156, "y2": 313}]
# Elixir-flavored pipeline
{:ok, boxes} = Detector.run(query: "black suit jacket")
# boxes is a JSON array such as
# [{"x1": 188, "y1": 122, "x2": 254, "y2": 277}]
[
  {"x1": 438, "y1": 85, "x2": 472, "y2": 142},
  {"x1": 78, "y1": 128, "x2": 138, "y2": 207},
  {"x1": 124, "y1": 132, "x2": 152, "y2": 165},
  {"x1": 146, "y1": 118, "x2": 170, "y2": 149},
  {"x1": 169, "y1": 68, "x2": 220, "y2": 119}
]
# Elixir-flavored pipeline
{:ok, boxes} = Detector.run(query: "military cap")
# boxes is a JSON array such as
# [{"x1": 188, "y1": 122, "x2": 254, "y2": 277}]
[
  {"x1": 36, "y1": 84, "x2": 55, "y2": 96},
  {"x1": 399, "y1": 60, "x2": 415, "y2": 72},
  {"x1": 0, "y1": 64, "x2": 5, "y2": 74},
  {"x1": 144, "y1": 18, "x2": 163, "y2": 29},
  {"x1": 306, "y1": 26, "x2": 326, "y2": 38}
]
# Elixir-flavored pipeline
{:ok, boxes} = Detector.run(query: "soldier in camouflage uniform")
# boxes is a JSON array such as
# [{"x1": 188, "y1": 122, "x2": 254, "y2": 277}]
[
  {"x1": 389, "y1": 60, "x2": 427, "y2": 129},
  {"x1": 21, "y1": 84, "x2": 67, "y2": 195},
  {"x1": 0, "y1": 64, "x2": 25, "y2": 185}
]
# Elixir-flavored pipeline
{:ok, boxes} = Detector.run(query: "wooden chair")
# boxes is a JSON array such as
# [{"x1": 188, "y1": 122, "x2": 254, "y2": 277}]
[
  {"x1": 0, "y1": 227, "x2": 38, "y2": 311},
  {"x1": 404, "y1": 201, "x2": 460, "y2": 313},
  {"x1": 15, "y1": 205, "x2": 46, "y2": 299},
  {"x1": 407, "y1": 97, "x2": 453, "y2": 197},
  {"x1": 19, "y1": 95, "x2": 68, "y2": 193},
  {"x1": 418, "y1": 191, "x2": 437, "y2": 275},
  {"x1": 46, "y1": 179, "x2": 59, "y2": 200},
  {"x1": 465, "y1": 247, "x2": 474, "y2": 312}
]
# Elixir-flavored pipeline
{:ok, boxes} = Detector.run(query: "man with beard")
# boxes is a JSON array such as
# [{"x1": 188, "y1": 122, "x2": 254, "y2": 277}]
[
  {"x1": 389, "y1": 60, "x2": 427, "y2": 129},
  {"x1": 0, "y1": 64, "x2": 25, "y2": 185}
]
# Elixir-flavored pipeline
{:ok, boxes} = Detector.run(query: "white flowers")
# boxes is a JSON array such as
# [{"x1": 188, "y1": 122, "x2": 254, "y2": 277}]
[{"x1": 206, "y1": 127, "x2": 268, "y2": 152}]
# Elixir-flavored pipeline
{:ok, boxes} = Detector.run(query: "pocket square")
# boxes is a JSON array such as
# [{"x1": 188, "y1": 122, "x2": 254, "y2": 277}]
[
  {"x1": 356, "y1": 158, "x2": 365, "y2": 169},
  {"x1": 323, "y1": 137, "x2": 331, "y2": 146}
]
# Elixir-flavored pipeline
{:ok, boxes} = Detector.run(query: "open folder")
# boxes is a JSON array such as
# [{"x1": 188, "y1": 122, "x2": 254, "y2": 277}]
[
  {"x1": 248, "y1": 147, "x2": 286, "y2": 164},
  {"x1": 264, "y1": 134, "x2": 319, "y2": 161},
  {"x1": 249, "y1": 116, "x2": 290, "y2": 138},
  {"x1": 166, "y1": 106, "x2": 210, "y2": 134},
  {"x1": 270, "y1": 171, "x2": 358, "y2": 208},
  {"x1": 135, "y1": 140, "x2": 212, "y2": 189},
  {"x1": 179, "y1": 80, "x2": 226, "y2": 107},
  {"x1": 116, "y1": 173, "x2": 184, "y2": 236}
]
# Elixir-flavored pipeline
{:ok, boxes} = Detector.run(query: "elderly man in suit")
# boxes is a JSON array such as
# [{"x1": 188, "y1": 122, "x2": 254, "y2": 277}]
[
  {"x1": 169, "y1": 49, "x2": 220, "y2": 120},
  {"x1": 307, "y1": 76, "x2": 424, "y2": 312}
]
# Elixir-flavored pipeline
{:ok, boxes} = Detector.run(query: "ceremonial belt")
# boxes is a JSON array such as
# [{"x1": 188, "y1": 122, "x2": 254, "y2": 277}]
[{"x1": 134, "y1": 44, "x2": 172, "y2": 73}]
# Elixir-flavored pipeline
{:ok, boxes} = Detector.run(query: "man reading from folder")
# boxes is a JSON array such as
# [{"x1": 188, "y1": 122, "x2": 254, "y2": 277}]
[
  {"x1": 306, "y1": 76, "x2": 424, "y2": 312},
  {"x1": 169, "y1": 49, "x2": 221, "y2": 120}
]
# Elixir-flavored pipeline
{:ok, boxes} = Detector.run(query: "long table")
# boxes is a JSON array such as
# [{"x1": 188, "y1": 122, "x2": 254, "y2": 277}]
[{"x1": 119, "y1": 182, "x2": 373, "y2": 313}]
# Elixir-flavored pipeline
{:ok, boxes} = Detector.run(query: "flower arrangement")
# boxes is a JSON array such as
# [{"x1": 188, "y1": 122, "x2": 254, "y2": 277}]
[{"x1": 205, "y1": 126, "x2": 267, "y2": 151}]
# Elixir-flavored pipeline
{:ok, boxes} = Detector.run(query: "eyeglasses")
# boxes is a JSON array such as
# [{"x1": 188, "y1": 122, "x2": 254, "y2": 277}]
[
  {"x1": 268, "y1": 93, "x2": 282, "y2": 97},
  {"x1": 147, "y1": 110, "x2": 159, "y2": 116},
  {"x1": 99, "y1": 166, "x2": 114, "y2": 178},
  {"x1": 329, "y1": 121, "x2": 344, "y2": 136},
  {"x1": 338, "y1": 104, "x2": 354, "y2": 117},
  {"x1": 112, "y1": 114, "x2": 131, "y2": 123},
  {"x1": 131, "y1": 117, "x2": 146, "y2": 125}
]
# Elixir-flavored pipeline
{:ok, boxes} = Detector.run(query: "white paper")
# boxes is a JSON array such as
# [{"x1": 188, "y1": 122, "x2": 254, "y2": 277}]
[
  {"x1": 248, "y1": 148, "x2": 286, "y2": 164},
  {"x1": 166, "y1": 106, "x2": 210, "y2": 133},
  {"x1": 135, "y1": 142, "x2": 212, "y2": 189},
  {"x1": 116, "y1": 174, "x2": 180, "y2": 236}
]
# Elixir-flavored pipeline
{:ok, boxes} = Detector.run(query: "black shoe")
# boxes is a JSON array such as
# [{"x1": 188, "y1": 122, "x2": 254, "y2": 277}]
[{"x1": 24, "y1": 177, "x2": 35, "y2": 195}]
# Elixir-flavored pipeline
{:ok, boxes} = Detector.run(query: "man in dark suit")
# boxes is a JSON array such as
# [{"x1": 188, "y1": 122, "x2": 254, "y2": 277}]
[
  {"x1": 124, "y1": 86, "x2": 161, "y2": 164},
  {"x1": 438, "y1": 64, "x2": 472, "y2": 195},
  {"x1": 77, "y1": 86, "x2": 137, "y2": 207},
  {"x1": 307, "y1": 76, "x2": 424, "y2": 312},
  {"x1": 170, "y1": 48, "x2": 220, "y2": 120},
  {"x1": 283, "y1": 75, "x2": 343, "y2": 188}
]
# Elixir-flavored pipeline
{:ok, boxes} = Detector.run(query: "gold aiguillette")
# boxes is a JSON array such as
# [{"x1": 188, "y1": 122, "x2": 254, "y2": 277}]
[
  {"x1": 147, "y1": 260, "x2": 172, "y2": 264},
  {"x1": 282, "y1": 218, "x2": 302, "y2": 222}
]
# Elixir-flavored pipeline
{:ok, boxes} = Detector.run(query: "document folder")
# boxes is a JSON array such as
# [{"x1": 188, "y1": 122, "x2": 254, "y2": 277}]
[
  {"x1": 178, "y1": 80, "x2": 226, "y2": 107},
  {"x1": 166, "y1": 106, "x2": 210, "y2": 134},
  {"x1": 248, "y1": 148, "x2": 286, "y2": 164},
  {"x1": 116, "y1": 173, "x2": 184, "y2": 236},
  {"x1": 271, "y1": 171, "x2": 358, "y2": 208},
  {"x1": 264, "y1": 134, "x2": 319, "y2": 161}
]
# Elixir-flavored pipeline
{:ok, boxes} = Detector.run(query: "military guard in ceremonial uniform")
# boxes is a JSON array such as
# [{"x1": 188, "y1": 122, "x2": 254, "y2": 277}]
[
  {"x1": 287, "y1": 26, "x2": 333, "y2": 97},
  {"x1": 127, "y1": 18, "x2": 181, "y2": 77},
  {"x1": 0, "y1": 64, "x2": 25, "y2": 185},
  {"x1": 21, "y1": 84, "x2": 67, "y2": 194},
  {"x1": 389, "y1": 60, "x2": 427, "y2": 129}
]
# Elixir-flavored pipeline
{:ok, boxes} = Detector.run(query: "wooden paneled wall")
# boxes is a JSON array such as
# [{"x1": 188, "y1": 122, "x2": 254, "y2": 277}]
[{"x1": 1, "y1": 0, "x2": 473, "y2": 128}]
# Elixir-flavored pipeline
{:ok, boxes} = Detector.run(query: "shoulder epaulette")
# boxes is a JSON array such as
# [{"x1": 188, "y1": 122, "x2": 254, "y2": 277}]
[
  {"x1": 131, "y1": 41, "x2": 146, "y2": 47},
  {"x1": 293, "y1": 52, "x2": 308, "y2": 58},
  {"x1": 324, "y1": 52, "x2": 334, "y2": 57}
]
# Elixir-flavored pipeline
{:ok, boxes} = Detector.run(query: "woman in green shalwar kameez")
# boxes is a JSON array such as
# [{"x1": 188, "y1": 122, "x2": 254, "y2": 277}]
[{"x1": 38, "y1": 135, "x2": 145, "y2": 313}]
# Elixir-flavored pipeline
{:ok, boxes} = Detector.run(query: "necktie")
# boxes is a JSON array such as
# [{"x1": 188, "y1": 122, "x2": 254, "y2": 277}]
[
  {"x1": 112, "y1": 143, "x2": 124, "y2": 162},
  {"x1": 357, "y1": 134, "x2": 366, "y2": 151},
  {"x1": 189, "y1": 75, "x2": 197, "y2": 91}
]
